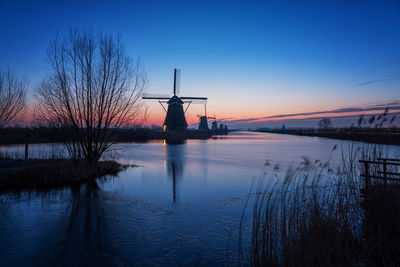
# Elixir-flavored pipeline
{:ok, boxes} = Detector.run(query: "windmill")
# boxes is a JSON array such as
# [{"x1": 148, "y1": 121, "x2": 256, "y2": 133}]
[
  {"x1": 211, "y1": 115, "x2": 219, "y2": 132},
  {"x1": 143, "y1": 69, "x2": 207, "y2": 132},
  {"x1": 210, "y1": 114, "x2": 228, "y2": 133},
  {"x1": 197, "y1": 104, "x2": 215, "y2": 131}
]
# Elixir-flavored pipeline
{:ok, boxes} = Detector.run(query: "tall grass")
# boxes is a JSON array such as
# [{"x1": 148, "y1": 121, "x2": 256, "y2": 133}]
[
  {"x1": 0, "y1": 145, "x2": 65, "y2": 160},
  {"x1": 239, "y1": 143, "x2": 400, "y2": 266}
]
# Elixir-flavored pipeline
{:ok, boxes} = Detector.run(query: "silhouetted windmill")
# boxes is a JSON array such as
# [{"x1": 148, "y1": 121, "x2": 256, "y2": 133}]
[
  {"x1": 211, "y1": 114, "x2": 219, "y2": 131},
  {"x1": 197, "y1": 104, "x2": 215, "y2": 131},
  {"x1": 143, "y1": 69, "x2": 207, "y2": 132}
]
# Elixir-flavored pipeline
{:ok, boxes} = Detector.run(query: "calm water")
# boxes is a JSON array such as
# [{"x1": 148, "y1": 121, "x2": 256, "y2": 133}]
[{"x1": 0, "y1": 132, "x2": 397, "y2": 266}]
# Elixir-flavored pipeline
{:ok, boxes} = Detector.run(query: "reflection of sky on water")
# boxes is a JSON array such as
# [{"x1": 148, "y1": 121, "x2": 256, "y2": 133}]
[{"x1": 0, "y1": 132, "x2": 399, "y2": 265}]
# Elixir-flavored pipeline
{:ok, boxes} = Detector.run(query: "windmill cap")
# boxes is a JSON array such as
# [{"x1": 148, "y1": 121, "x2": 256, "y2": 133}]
[{"x1": 168, "y1": 95, "x2": 184, "y2": 104}]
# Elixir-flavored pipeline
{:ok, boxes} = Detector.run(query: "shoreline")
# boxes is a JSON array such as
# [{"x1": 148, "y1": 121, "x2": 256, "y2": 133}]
[
  {"x1": 257, "y1": 129, "x2": 400, "y2": 146},
  {"x1": 0, "y1": 159, "x2": 127, "y2": 191},
  {"x1": 0, "y1": 127, "x2": 215, "y2": 145}
]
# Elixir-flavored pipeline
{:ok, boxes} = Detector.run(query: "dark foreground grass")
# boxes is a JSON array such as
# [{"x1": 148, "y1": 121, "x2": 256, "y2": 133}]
[
  {"x1": 238, "y1": 145, "x2": 400, "y2": 267},
  {"x1": 362, "y1": 185, "x2": 400, "y2": 266},
  {"x1": 0, "y1": 159, "x2": 126, "y2": 190}
]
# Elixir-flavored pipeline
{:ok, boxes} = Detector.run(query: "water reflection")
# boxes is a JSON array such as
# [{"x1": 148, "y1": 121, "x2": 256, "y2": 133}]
[
  {"x1": 163, "y1": 142, "x2": 210, "y2": 205},
  {"x1": 165, "y1": 144, "x2": 186, "y2": 204},
  {"x1": 0, "y1": 180, "x2": 115, "y2": 266},
  {"x1": 58, "y1": 180, "x2": 111, "y2": 266}
]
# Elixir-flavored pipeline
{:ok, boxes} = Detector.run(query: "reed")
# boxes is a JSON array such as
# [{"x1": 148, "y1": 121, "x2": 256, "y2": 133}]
[{"x1": 238, "y1": 143, "x2": 400, "y2": 266}]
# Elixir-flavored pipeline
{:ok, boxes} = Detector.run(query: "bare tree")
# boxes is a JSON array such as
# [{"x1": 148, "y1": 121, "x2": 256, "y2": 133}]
[
  {"x1": 35, "y1": 29, "x2": 147, "y2": 163},
  {"x1": 318, "y1": 117, "x2": 333, "y2": 129},
  {"x1": 0, "y1": 69, "x2": 26, "y2": 128}
]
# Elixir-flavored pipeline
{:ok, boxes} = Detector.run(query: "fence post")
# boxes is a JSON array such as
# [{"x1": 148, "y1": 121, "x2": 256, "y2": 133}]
[
  {"x1": 364, "y1": 162, "x2": 370, "y2": 189},
  {"x1": 383, "y1": 159, "x2": 387, "y2": 186},
  {"x1": 24, "y1": 134, "x2": 29, "y2": 160}
]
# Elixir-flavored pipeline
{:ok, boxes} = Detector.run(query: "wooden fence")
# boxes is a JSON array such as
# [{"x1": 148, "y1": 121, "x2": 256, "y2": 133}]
[{"x1": 359, "y1": 157, "x2": 400, "y2": 188}]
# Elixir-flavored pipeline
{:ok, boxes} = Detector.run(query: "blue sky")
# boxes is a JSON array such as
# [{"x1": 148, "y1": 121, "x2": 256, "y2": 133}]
[{"x1": 1, "y1": 0, "x2": 399, "y2": 128}]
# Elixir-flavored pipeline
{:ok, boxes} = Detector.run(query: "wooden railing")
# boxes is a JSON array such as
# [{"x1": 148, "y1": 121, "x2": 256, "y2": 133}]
[{"x1": 359, "y1": 158, "x2": 400, "y2": 188}]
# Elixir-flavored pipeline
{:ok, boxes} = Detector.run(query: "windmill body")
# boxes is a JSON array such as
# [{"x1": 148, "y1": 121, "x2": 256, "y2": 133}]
[
  {"x1": 164, "y1": 95, "x2": 188, "y2": 131},
  {"x1": 143, "y1": 69, "x2": 207, "y2": 132},
  {"x1": 198, "y1": 116, "x2": 209, "y2": 130},
  {"x1": 211, "y1": 121, "x2": 218, "y2": 131},
  {"x1": 197, "y1": 113, "x2": 215, "y2": 131}
]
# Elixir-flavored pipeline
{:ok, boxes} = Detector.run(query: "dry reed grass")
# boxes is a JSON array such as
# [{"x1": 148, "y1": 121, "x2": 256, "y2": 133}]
[{"x1": 238, "y1": 143, "x2": 400, "y2": 267}]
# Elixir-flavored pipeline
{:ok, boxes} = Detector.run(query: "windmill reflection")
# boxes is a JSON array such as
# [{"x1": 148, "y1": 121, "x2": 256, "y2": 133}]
[{"x1": 165, "y1": 143, "x2": 186, "y2": 204}]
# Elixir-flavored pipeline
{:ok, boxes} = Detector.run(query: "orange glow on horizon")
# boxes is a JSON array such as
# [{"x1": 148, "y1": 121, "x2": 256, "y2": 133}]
[
  {"x1": 144, "y1": 108, "x2": 400, "y2": 126},
  {"x1": 15, "y1": 101, "x2": 400, "y2": 128}
]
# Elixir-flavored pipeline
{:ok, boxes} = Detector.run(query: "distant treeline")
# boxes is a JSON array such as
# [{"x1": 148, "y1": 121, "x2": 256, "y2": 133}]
[
  {"x1": 0, "y1": 127, "x2": 213, "y2": 145},
  {"x1": 0, "y1": 127, "x2": 154, "y2": 144},
  {"x1": 257, "y1": 128, "x2": 400, "y2": 146}
]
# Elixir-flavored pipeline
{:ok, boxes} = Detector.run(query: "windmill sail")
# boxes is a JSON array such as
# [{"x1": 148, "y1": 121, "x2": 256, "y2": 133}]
[
  {"x1": 174, "y1": 69, "x2": 181, "y2": 96},
  {"x1": 142, "y1": 93, "x2": 171, "y2": 100}
]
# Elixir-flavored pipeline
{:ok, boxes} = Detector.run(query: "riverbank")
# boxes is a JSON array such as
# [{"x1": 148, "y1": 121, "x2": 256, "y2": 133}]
[
  {"x1": 0, "y1": 159, "x2": 126, "y2": 191},
  {"x1": 0, "y1": 127, "x2": 212, "y2": 144},
  {"x1": 256, "y1": 129, "x2": 400, "y2": 146}
]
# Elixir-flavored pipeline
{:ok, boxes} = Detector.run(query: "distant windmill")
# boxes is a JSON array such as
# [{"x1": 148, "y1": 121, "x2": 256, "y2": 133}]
[
  {"x1": 197, "y1": 104, "x2": 215, "y2": 131},
  {"x1": 142, "y1": 69, "x2": 207, "y2": 132},
  {"x1": 211, "y1": 114, "x2": 219, "y2": 132}
]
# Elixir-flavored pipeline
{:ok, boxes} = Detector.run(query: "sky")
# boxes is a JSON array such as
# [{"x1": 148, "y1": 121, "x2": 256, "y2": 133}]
[{"x1": 0, "y1": 0, "x2": 399, "y2": 128}]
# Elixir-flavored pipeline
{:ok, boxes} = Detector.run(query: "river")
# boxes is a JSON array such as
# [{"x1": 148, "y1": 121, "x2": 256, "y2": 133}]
[{"x1": 0, "y1": 131, "x2": 398, "y2": 266}]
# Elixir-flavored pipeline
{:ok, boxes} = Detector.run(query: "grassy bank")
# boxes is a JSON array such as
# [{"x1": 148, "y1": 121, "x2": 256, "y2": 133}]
[
  {"x1": 256, "y1": 129, "x2": 400, "y2": 146},
  {"x1": 0, "y1": 159, "x2": 126, "y2": 191}
]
